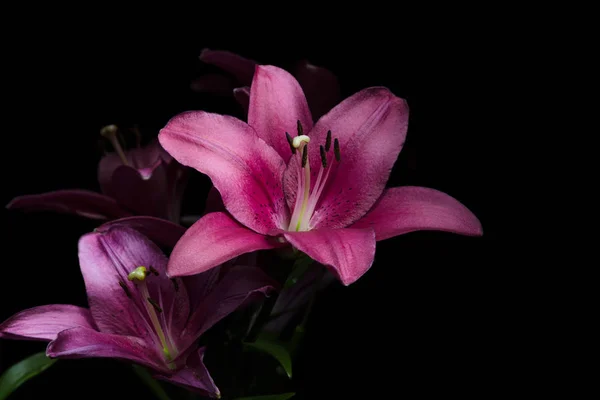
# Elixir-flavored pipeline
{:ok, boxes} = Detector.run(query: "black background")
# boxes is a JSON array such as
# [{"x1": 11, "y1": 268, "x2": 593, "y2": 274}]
[{"x1": 1, "y1": 15, "x2": 508, "y2": 399}]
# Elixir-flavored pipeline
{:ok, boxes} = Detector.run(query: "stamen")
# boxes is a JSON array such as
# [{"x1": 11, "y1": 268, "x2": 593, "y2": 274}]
[
  {"x1": 100, "y1": 124, "x2": 130, "y2": 166},
  {"x1": 118, "y1": 281, "x2": 132, "y2": 298},
  {"x1": 147, "y1": 297, "x2": 163, "y2": 313},
  {"x1": 297, "y1": 120, "x2": 303, "y2": 136},
  {"x1": 128, "y1": 266, "x2": 148, "y2": 282},
  {"x1": 285, "y1": 132, "x2": 296, "y2": 154},
  {"x1": 302, "y1": 145, "x2": 308, "y2": 168},
  {"x1": 292, "y1": 135, "x2": 310, "y2": 149},
  {"x1": 148, "y1": 266, "x2": 159, "y2": 276},
  {"x1": 334, "y1": 138, "x2": 341, "y2": 162},
  {"x1": 325, "y1": 130, "x2": 332, "y2": 151},
  {"x1": 171, "y1": 278, "x2": 179, "y2": 292},
  {"x1": 320, "y1": 145, "x2": 327, "y2": 168}
]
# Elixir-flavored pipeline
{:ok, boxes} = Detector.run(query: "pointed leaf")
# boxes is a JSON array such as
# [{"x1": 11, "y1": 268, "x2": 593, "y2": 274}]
[
  {"x1": 244, "y1": 338, "x2": 292, "y2": 378},
  {"x1": 0, "y1": 352, "x2": 57, "y2": 400},
  {"x1": 131, "y1": 365, "x2": 172, "y2": 400},
  {"x1": 234, "y1": 393, "x2": 295, "y2": 400}
]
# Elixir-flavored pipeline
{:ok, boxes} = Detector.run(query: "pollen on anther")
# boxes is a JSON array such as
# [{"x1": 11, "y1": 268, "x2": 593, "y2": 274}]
[
  {"x1": 118, "y1": 281, "x2": 132, "y2": 298},
  {"x1": 325, "y1": 130, "x2": 332, "y2": 151},
  {"x1": 320, "y1": 145, "x2": 327, "y2": 168},
  {"x1": 297, "y1": 120, "x2": 303, "y2": 136},
  {"x1": 147, "y1": 297, "x2": 163, "y2": 313},
  {"x1": 285, "y1": 132, "x2": 296, "y2": 154},
  {"x1": 302, "y1": 145, "x2": 308, "y2": 167},
  {"x1": 334, "y1": 138, "x2": 341, "y2": 162}
]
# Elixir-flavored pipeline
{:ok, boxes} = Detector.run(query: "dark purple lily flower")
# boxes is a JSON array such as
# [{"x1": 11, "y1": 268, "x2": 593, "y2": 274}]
[
  {"x1": 159, "y1": 65, "x2": 483, "y2": 286},
  {"x1": 191, "y1": 49, "x2": 341, "y2": 120},
  {"x1": 0, "y1": 226, "x2": 275, "y2": 397},
  {"x1": 7, "y1": 125, "x2": 188, "y2": 223}
]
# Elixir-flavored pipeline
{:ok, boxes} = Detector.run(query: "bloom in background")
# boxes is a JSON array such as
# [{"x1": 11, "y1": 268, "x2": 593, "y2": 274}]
[
  {"x1": 7, "y1": 125, "x2": 188, "y2": 223},
  {"x1": 191, "y1": 48, "x2": 341, "y2": 120},
  {"x1": 0, "y1": 226, "x2": 275, "y2": 397},
  {"x1": 159, "y1": 65, "x2": 483, "y2": 286}
]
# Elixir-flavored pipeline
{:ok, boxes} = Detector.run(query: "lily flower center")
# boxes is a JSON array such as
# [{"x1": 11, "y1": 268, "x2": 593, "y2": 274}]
[
  {"x1": 286, "y1": 122, "x2": 341, "y2": 231},
  {"x1": 100, "y1": 124, "x2": 130, "y2": 166},
  {"x1": 127, "y1": 266, "x2": 178, "y2": 368}
]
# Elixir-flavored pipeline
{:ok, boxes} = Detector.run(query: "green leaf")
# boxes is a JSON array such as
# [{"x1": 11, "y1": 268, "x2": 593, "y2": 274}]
[
  {"x1": 234, "y1": 393, "x2": 295, "y2": 400},
  {"x1": 0, "y1": 352, "x2": 57, "y2": 400},
  {"x1": 244, "y1": 338, "x2": 293, "y2": 378},
  {"x1": 131, "y1": 364, "x2": 172, "y2": 400}
]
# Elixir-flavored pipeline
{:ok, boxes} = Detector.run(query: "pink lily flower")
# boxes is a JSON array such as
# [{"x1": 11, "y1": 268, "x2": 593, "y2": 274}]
[
  {"x1": 159, "y1": 65, "x2": 483, "y2": 285},
  {"x1": 0, "y1": 226, "x2": 275, "y2": 397},
  {"x1": 7, "y1": 126, "x2": 188, "y2": 223},
  {"x1": 191, "y1": 49, "x2": 340, "y2": 120}
]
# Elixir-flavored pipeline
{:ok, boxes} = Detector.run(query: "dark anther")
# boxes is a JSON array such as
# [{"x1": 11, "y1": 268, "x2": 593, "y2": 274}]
[
  {"x1": 334, "y1": 138, "x2": 341, "y2": 162},
  {"x1": 297, "y1": 120, "x2": 303, "y2": 136},
  {"x1": 171, "y1": 278, "x2": 179, "y2": 292},
  {"x1": 325, "y1": 130, "x2": 332, "y2": 151},
  {"x1": 320, "y1": 145, "x2": 327, "y2": 168},
  {"x1": 285, "y1": 132, "x2": 296, "y2": 154},
  {"x1": 148, "y1": 266, "x2": 159, "y2": 276},
  {"x1": 302, "y1": 145, "x2": 308, "y2": 167},
  {"x1": 118, "y1": 281, "x2": 132, "y2": 298},
  {"x1": 147, "y1": 297, "x2": 163, "y2": 313}
]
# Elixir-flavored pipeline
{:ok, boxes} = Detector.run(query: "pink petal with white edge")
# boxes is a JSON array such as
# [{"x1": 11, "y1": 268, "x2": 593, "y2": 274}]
[
  {"x1": 351, "y1": 186, "x2": 483, "y2": 240},
  {"x1": 0, "y1": 305, "x2": 95, "y2": 341},
  {"x1": 6, "y1": 190, "x2": 132, "y2": 220},
  {"x1": 159, "y1": 111, "x2": 288, "y2": 234},
  {"x1": 167, "y1": 212, "x2": 282, "y2": 278},
  {"x1": 283, "y1": 228, "x2": 376, "y2": 286},
  {"x1": 248, "y1": 65, "x2": 314, "y2": 162},
  {"x1": 47, "y1": 327, "x2": 166, "y2": 372},
  {"x1": 284, "y1": 87, "x2": 409, "y2": 230}
]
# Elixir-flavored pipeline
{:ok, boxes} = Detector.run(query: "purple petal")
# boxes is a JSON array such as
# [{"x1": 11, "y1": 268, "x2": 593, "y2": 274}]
[
  {"x1": 0, "y1": 305, "x2": 95, "y2": 341},
  {"x1": 167, "y1": 212, "x2": 282, "y2": 278},
  {"x1": 159, "y1": 111, "x2": 288, "y2": 234},
  {"x1": 351, "y1": 186, "x2": 483, "y2": 240},
  {"x1": 199, "y1": 48, "x2": 257, "y2": 85},
  {"x1": 190, "y1": 73, "x2": 236, "y2": 96},
  {"x1": 248, "y1": 65, "x2": 314, "y2": 162},
  {"x1": 233, "y1": 86, "x2": 250, "y2": 114},
  {"x1": 202, "y1": 185, "x2": 225, "y2": 215},
  {"x1": 97, "y1": 216, "x2": 186, "y2": 249},
  {"x1": 47, "y1": 327, "x2": 166, "y2": 372},
  {"x1": 155, "y1": 347, "x2": 220, "y2": 398},
  {"x1": 283, "y1": 228, "x2": 376, "y2": 286},
  {"x1": 183, "y1": 265, "x2": 277, "y2": 341},
  {"x1": 6, "y1": 190, "x2": 132, "y2": 220},
  {"x1": 78, "y1": 226, "x2": 189, "y2": 347},
  {"x1": 283, "y1": 87, "x2": 409, "y2": 230},
  {"x1": 292, "y1": 60, "x2": 341, "y2": 120}
]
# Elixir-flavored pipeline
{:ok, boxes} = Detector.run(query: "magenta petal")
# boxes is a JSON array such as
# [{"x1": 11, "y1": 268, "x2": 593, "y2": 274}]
[
  {"x1": 97, "y1": 216, "x2": 186, "y2": 249},
  {"x1": 233, "y1": 86, "x2": 250, "y2": 114},
  {"x1": 6, "y1": 190, "x2": 132, "y2": 220},
  {"x1": 78, "y1": 227, "x2": 180, "y2": 338},
  {"x1": 159, "y1": 111, "x2": 288, "y2": 234},
  {"x1": 351, "y1": 186, "x2": 483, "y2": 240},
  {"x1": 155, "y1": 347, "x2": 220, "y2": 397},
  {"x1": 167, "y1": 212, "x2": 281, "y2": 278},
  {"x1": 47, "y1": 327, "x2": 165, "y2": 371},
  {"x1": 283, "y1": 228, "x2": 376, "y2": 286},
  {"x1": 199, "y1": 48, "x2": 257, "y2": 85},
  {"x1": 292, "y1": 60, "x2": 341, "y2": 120},
  {"x1": 284, "y1": 87, "x2": 409, "y2": 229},
  {"x1": 184, "y1": 265, "x2": 277, "y2": 340},
  {"x1": 248, "y1": 65, "x2": 314, "y2": 162},
  {"x1": 0, "y1": 305, "x2": 95, "y2": 341}
]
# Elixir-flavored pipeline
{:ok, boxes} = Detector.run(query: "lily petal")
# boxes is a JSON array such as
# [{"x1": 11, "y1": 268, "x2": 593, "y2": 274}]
[
  {"x1": 155, "y1": 347, "x2": 220, "y2": 398},
  {"x1": 184, "y1": 265, "x2": 277, "y2": 341},
  {"x1": 0, "y1": 305, "x2": 95, "y2": 341},
  {"x1": 167, "y1": 212, "x2": 282, "y2": 278},
  {"x1": 78, "y1": 226, "x2": 189, "y2": 344},
  {"x1": 284, "y1": 87, "x2": 409, "y2": 229},
  {"x1": 6, "y1": 190, "x2": 132, "y2": 220},
  {"x1": 248, "y1": 65, "x2": 314, "y2": 162},
  {"x1": 97, "y1": 216, "x2": 186, "y2": 249},
  {"x1": 199, "y1": 48, "x2": 256, "y2": 85},
  {"x1": 47, "y1": 327, "x2": 165, "y2": 371},
  {"x1": 190, "y1": 73, "x2": 236, "y2": 96},
  {"x1": 283, "y1": 228, "x2": 376, "y2": 286},
  {"x1": 202, "y1": 186, "x2": 225, "y2": 215},
  {"x1": 233, "y1": 86, "x2": 250, "y2": 114},
  {"x1": 292, "y1": 60, "x2": 341, "y2": 120},
  {"x1": 159, "y1": 111, "x2": 288, "y2": 234},
  {"x1": 351, "y1": 186, "x2": 483, "y2": 240}
]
